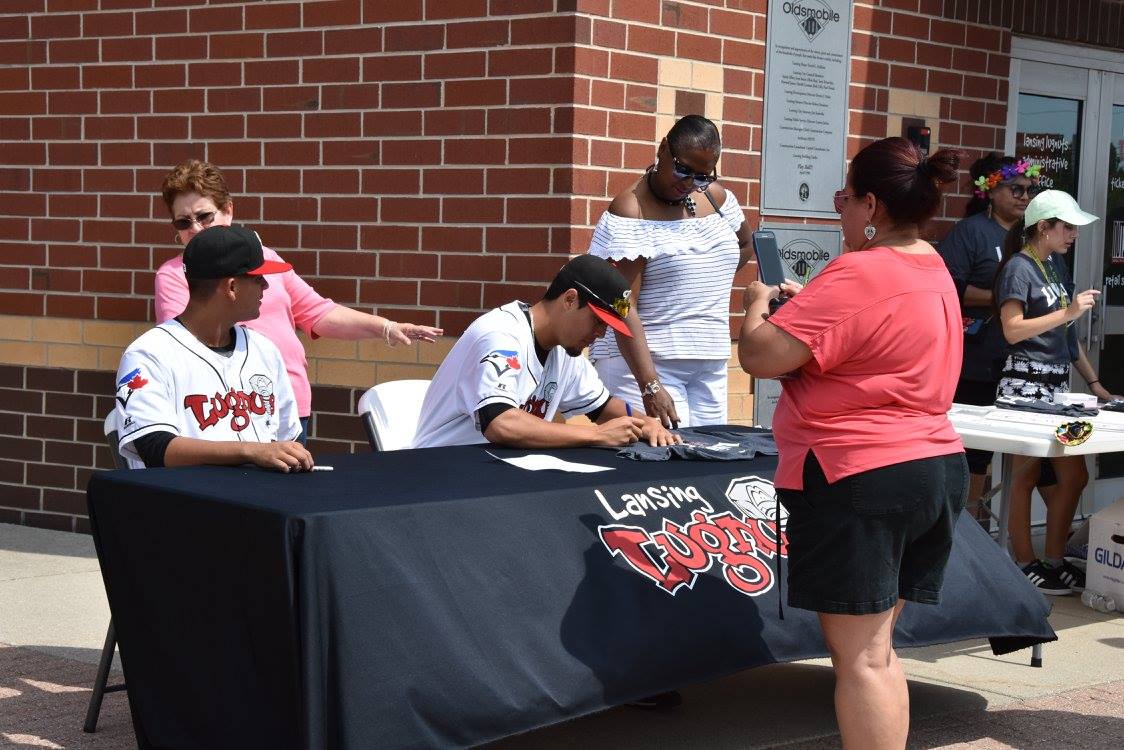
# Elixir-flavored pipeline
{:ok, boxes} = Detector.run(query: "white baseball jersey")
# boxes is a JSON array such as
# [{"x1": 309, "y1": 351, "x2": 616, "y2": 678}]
[
  {"x1": 114, "y1": 319, "x2": 302, "y2": 469},
  {"x1": 412, "y1": 301, "x2": 611, "y2": 448}
]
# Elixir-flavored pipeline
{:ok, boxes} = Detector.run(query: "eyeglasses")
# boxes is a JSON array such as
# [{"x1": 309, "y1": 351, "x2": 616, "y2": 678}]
[
  {"x1": 172, "y1": 210, "x2": 217, "y2": 231},
  {"x1": 833, "y1": 190, "x2": 854, "y2": 213},
  {"x1": 667, "y1": 143, "x2": 718, "y2": 189},
  {"x1": 1005, "y1": 184, "x2": 1043, "y2": 199}
]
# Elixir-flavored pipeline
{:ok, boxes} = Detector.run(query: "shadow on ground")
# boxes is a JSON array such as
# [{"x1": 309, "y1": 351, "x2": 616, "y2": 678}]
[{"x1": 0, "y1": 643, "x2": 133, "y2": 749}]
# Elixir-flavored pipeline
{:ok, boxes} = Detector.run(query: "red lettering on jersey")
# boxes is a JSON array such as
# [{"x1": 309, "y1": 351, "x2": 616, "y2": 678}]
[{"x1": 184, "y1": 389, "x2": 275, "y2": 432}]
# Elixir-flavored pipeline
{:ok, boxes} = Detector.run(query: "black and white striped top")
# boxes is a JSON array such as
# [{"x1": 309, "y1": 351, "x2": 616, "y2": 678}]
[{"x1": 588, "y1": 190, "x2": 744, "y2": 360}]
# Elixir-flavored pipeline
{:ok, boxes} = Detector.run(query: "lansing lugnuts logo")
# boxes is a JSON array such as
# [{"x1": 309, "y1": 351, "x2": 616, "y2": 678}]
[{"x1": 783, "y1": 1, "x2": 841, "y2": 42}]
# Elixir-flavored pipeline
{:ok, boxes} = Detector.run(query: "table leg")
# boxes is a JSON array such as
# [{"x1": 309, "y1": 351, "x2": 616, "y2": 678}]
[
  {"x1": 1031, "y1": 643, "x2": 1043, "y2": 668},
  {"x1": 997, "y1": 453, "x2": 1014, "y2": 554}
]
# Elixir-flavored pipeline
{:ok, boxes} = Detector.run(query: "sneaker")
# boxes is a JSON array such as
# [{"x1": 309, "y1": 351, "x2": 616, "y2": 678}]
[
  {"x1": 1054, "y1": 560, "x2": 1086, "y2": 592},
  {"x1": 1021, "y1": 560, "x2": 1072, "y2": 595},
  {"x1": 627, "y1": 690, "x2": 682, "y2": 710}
]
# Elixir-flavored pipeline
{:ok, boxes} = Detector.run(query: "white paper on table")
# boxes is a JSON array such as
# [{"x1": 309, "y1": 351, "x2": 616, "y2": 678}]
[{"x1": 485, "y1": 450, "x2": 614, "y2": 473}]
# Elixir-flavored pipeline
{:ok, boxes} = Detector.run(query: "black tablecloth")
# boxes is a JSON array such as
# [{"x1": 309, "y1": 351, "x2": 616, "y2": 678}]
[{"x1": 87, "y1": 444, "x2": 1054, "y2": 749}]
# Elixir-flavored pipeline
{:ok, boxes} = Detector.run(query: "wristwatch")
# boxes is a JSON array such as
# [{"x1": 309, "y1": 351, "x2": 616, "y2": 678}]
[{"x1": 641, "y1": 380, "x2": 662, "y2": 398}]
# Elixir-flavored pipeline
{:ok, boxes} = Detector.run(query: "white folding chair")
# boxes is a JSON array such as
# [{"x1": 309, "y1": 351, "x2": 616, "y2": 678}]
[
  {"x1": 356, "y1": 379, "x2": 430, "y2": 451},
  {"x1": 84, "y1": 412, "x2": 129, "y2": 733}
]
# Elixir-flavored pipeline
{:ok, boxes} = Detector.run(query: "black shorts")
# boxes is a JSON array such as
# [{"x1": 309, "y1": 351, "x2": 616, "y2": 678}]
[
  {"x1": 777, "y1": 452, "x2": 968, "y2": 615},
  {"x1": 953, "y1": 378, "x2": 1056, "y2": 486}
]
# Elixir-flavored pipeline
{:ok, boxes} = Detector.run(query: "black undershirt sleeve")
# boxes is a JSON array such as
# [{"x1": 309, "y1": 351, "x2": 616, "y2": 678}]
[
  {"x1": 585, "y1": 399, "x2": 608, "y2": 423},
  {"x1": 477, "y1": 403, "x2": 515, "y2": 434},
  {"x1": 133, "y1": 430, "x2": 177, "y2": 468}
]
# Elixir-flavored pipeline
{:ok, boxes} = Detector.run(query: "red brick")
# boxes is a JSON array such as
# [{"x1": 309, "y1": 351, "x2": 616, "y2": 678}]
[
  {"x1": 444, "y1": 137, "x2": 505, "y2": 165},
  {"x1": 82, "y1": 11, "x2": 133, "y2": 38},
  {"x1": 384, "y1": 24, "x2": 444, "y2": 52},
  {"x1": 261, "y1": 85, "x2": 318, "y2": 112},
  {"x1": 485, "y1": 167, "x2": 550, "y2": 195},
  {"x1": 301, "y1": 168, "x2": 358, "y2": 194},
  {"x1": 381, "y1": 82, "x2": 439, "y2": 109},
  {"x1": 301, "y1": 224, "x2": 359, "y2": 250},
  {"x1": 423, "y1": 50, "x2": 485, "y2": 80},
  {"x1": 321, "y1": 82, "x2": 381, "y2": 109},
  {"x1": 0, "y1": 66, "x2": 29, "y2": 90},
  {"x1": 444, "y1": 78, "x2": 506, "y2": 107},
  {"x1": 510, "y1": 76, "x2": 571, "y2": 105},
  {"x1": 1, "y1": 141, "x2": 44, "y2": 165},
  {"x1": 486, "y1": 226, "x2": 552, "y2": 254},
  {"x1": 422, "y1": 0, "x2": 486, "y2": 19},
  {"x1": 32, "y1": 13, "x2": 77, "y2": 38},
  {"x1": 33, "y1": 115, "x2": 80, "y2": 139},
  {"x1": 304, "y1": 0, "x2": 362, "y2": 27},
  {"x1": 506, "y1": 197, "x2": 569, "y2": 224},
  {"x1": 190, "y1": 114, "x2": 243, "y2": 139},
  {"x1": 0, "y1": 40, "x2": 47, "y2": 65},
  {"x1": 189, "y1": 5, "x2": 244, "y2": 34},
  {"x1": 361, "y1": 168, "x2": 421, "y2": 194},
  {"x1": 420, "y1": 280, "x2": 481, "y2": 308},
  {"x1": 100, "y1": 142, "x2": 151, "y2": 166},
  {"x1": 48, "y1": 38, "x2": 99, "y2": 63},
  {"x1": 0, "y1": 91, "x2": 43, "y2": 116},
  {"x1": 244, "y1": 59, "x2": 298, "y2": 86},
  {"x1": 133, "y1": 63, "x2": 184, "y2": 88},
  {"x1": 82, "y1": 63, "x2": 131, "y2": 88},
  {"x1": 928, "y1": 69, "x2": 963, "y2": 96},
  {"x1": 185, "y1": 61, "x2": 239, "y2": 88},
  {"x1": 266, "y1": 30, "x2": 322, "y2": 57},
  {"x1": 83, "y1": 268, "x2": 132, "y2": 293},
  {"x1": 246, "y1": 0, "x2": 301, "y2": 29},
  {"x1": 30, "y1": 65, "x2": 77, "y2": 90},
  {"x1": 879, "y1": 36, "x2": 916, "y2": 63},
  {"x1": 318, "y1": 249, "x2": 376, "y2": 276},
  {"x1": 155, "y1": 33, "x2": 207, "y2": 61},
  {"x1": 82, "y1": 219, "x2": 131, "y2": 243},
  {"x1": 952, "y1": 47, "x2": 989, "y2": 75},
  {"x1": 46, "y1": 142, "x2": 97, "y2": 166},
  {"x1": 929, "y1": 18, "x2": 965, "y2": 45},
  {"x1": 210, "y1": 32, "x2": 264, "y2": 60},
  {"x1": 42, "y1": 487, "x2": 88, "y2": 515},
  {"x1": 916, "y1": 42, "x2": 952, "y2": 69},
  {"x1": 208, "y1": 86, "x2": 261, "y2": 112},
  {"x1": 319, "y1": 197, "x2": 376, "y2": 222},
  {"x1": 378, "y1": 251, "x2": 438, "y2": 278},
  {"x1": 487, "y1": 47, "x2": 552, "y2": 77},
  {"x1": 33, "y1": 219, "x2": 80, "y2": 242},
  {"x1": 888, "y1": 63, "x2": 925, "y2": 90},
  {"x1": 421, "y1": 167, "x2": 483, "y2": 195},
  {"x1": 364, "y1": 109, "x2": 424, "y2": 136},
  {"x1": 98, "y1": 89, "x2": 149, "y2": 115},
  {"x1": 322, "y1": 139, "x2": 381, "y2": 165},
  {"x1": 510, "y1": 15, "x2": 572, "y2": 45},
  {"x1": 262, "y1": 140, "x2": 319, "y2": 166},
  {"x1": 247, "y1": 113, "x2": 302, "y2": 138},
  {"x1": 358, "y1": 278, "x2": 417, "y2": 306},
  {"x1": 378, "y1": 196, "x2": 437, "y2": 222},
  {"x1": 138, "y1": 114, "x2": 188, "y2": 139},
  {"x1": 0, "y1": 289, "x2": 42, "y2": 315},
  {"x1": 360, "y1": 53, "x2": 422, "y2": 81},
  {"x1": 0, "y1": 167, "x2": 30, "y2": 190},
  {"x1": 303, "y1": 111, "x2": 360, "y2": 138},
  {"x1": 261, "y1": 196, "x2": 316, "y2": 222},
  {"x1": 208, "y1": 140, "x2": 262, "y2": 165},
  {"x1": 416, "y1": 108, "x2": 476, "y2": 136},
  {"x1": 101, "y1": 36, "x2": 153, "y2": 62},
  {"x1": 324, "y1": 27, "x2": 382, "y2": 54},
  {"x1": 136, "y1": 9, "x2": 188, "y2": 36},
  {"x1": 304, "y1": 56, "x2": 361, "y2": 83},
  {"x1": 362, "y1": 0, "x2": 423, "y2": 23},
  {"x1": 891, "y1": 11, "x2": 929, "y2": 39},
  {"x1": 97, "y1": 295, "x2": 148, "y2": 321}
]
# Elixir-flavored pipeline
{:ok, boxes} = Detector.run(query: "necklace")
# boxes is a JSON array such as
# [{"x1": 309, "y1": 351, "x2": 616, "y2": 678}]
[
  {"x1": 1021, "y1": 247, "x2": 1069, "y2": 308},
  {"x1": 645, "y1": 167, "x2": 696, "y2": 217}
]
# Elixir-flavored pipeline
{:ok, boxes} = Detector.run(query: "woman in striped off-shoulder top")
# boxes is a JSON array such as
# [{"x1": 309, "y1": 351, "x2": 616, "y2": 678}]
[{"x1": 587, "y1": 115, "x2": 755, "y2": 428}]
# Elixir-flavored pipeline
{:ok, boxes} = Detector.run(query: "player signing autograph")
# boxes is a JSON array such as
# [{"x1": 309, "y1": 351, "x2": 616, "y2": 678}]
[
  {"x1": 412, "y1": 255, "x2": 680, "y2": 450},
  {"x1": 114, "y1": 225, "x2": 313, "y2": 472}
]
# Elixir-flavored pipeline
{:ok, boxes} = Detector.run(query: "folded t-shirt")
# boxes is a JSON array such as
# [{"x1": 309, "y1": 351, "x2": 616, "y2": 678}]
[
  {"x1": 617, "y1": 426, "x2": 778, "y2": 461},
  {"x1": 995, "y1": 395, "x2": 1098, "y2": 417}
]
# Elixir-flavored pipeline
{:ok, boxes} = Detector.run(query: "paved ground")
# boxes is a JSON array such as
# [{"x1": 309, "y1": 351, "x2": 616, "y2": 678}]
[{"x1": 1, "y1": 521, "x2": 1121, "y2": 749}]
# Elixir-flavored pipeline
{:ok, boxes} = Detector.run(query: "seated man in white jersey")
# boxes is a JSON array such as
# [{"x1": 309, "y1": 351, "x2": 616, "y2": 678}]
[
  {"x1": 114, "y1": 224, "x2": 313, "y2": 472},
  {"x1": 413, "y1": 255, "x2": 679, "y2": 449}
]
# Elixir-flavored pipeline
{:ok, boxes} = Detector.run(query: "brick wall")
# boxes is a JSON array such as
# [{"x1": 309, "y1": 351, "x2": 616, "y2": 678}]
[{"x1": 0, "y1": 1, "x2": 1072, "y2": 532}]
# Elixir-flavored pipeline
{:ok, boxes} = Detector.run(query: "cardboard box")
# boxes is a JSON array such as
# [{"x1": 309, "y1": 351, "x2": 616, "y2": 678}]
[{"x1": 1087, "y1": 497, "x2": 1124, "y2": 604}]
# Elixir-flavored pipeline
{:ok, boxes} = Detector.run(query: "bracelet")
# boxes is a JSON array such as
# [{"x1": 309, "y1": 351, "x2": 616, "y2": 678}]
[
  {"x1": 384, "y1": 320, "x2": 396, "y2": 345},
  {"x1": 1089, "y1": 379, "x2": 1100, "y2": 386}
]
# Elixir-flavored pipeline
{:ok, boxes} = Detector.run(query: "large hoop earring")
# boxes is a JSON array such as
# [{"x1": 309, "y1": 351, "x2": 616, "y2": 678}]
[
  {"x1": 173, "y1": 232, "x2": 182, "y2": 244},
  {"x1": 864, "y1": 224, "x2": 876, "y2": 240}
]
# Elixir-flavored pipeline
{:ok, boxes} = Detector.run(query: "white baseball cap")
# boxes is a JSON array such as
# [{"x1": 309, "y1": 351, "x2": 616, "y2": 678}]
[{"x1": 1023, "y1": 189, "x2": 1098, "y2": 228}]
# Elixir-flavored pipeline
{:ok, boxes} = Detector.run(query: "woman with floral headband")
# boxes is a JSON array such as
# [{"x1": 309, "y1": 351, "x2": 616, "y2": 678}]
[{"x1": 937, "y1": 154, "x2": 1044, "y2": 529}]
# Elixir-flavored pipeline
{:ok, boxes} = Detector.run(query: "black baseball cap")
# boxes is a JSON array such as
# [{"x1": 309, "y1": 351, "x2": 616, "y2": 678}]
[
  {"x1": 182, "y1": 224, "x2": 292, "y2": 279},
  {"x1": 552, "y1": 255, "x2": 633, "y2": 337}
]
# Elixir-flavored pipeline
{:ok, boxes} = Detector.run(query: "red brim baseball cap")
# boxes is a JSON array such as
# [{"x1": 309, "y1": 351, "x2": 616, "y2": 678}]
[
  {"x1": 588, "y1": 302, "x2": 632, "y2": 337},
  {"x1": 247, "y1": 259, "x2": 293, "y2": 275}
]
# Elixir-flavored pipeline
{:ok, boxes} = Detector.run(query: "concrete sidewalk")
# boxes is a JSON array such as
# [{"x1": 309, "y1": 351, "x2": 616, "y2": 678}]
[{"x1": 1, "y1": 521, "x2": 1121, "y2": 749}]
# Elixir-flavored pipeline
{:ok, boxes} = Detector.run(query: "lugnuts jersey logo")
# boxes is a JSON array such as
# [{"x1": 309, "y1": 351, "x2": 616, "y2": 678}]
[
  {"x1": 597, "y1": 476, "x2": 787, "y2": 597},
  {"x1": 183, "y1": 375, "x2": 276, "y2": 432}
]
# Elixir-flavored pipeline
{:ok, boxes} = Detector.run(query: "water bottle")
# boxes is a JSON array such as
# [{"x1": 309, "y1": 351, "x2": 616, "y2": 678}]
[{"x1": 1081, "y1": 590, "x2": 1118, "y2": 613}]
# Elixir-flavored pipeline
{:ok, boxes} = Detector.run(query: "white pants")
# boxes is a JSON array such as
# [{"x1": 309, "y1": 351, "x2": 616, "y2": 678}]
[{"x1": 592, "y1": 355, "x2": 728, "y2": 427}]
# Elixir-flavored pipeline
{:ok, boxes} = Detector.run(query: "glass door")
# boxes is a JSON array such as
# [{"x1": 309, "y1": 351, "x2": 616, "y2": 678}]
[{"x1": 1008, "y1": 47, "x2": 1124, "y2": 515}]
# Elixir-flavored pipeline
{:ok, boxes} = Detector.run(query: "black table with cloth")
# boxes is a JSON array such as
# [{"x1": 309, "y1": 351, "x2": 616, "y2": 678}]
[{"x1": 87, "y1": 442, "x2": 1055, "y2": 749}]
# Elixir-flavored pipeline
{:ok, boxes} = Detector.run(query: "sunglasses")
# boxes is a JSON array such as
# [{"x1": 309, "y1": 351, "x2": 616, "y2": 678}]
[
  {"x1": 571, "y1": 279, "x2": 631, "y2": 319},
  {"x1": 833, "y1": 190, "x2": 854, "y2": 214},
  {"x1": 1005, "y1": 184, "x2": 1042, "y2": 199},
  {"x1": 172, "y1": 210, "x2": 217, "y2": 231},
  {"x1": 1055, "y1": 420, "x2": 1093, "y2": 446},
  {"x1": 667, "y1": 143, "x2": 718, "y2": 189}
]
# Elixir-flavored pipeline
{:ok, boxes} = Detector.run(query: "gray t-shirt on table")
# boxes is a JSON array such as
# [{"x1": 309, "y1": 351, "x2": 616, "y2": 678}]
[{"x1": 994, "y1": 251, "x2": 1079, "y2": 365}]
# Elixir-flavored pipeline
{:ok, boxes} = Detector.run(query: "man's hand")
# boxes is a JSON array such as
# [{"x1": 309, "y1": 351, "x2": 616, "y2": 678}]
[
  {"x1": 640, "y1": 416, "x2": 681, "y2": 447},
  {"x1": 245, "y1": 441, "x2": 314, "y2": 473},
  {"x1": 642, "y1": 387, "x2": 680, "y2": 429},
  {"x1": 591, "y1": 416, "x2": 645, "y2": 447}
]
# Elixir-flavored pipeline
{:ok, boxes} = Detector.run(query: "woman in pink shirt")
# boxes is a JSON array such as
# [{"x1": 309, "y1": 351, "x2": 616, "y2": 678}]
[
  {"x1": 739, "y1": 138, "x2": 967, "y2": 749},
  {"x1": 156, "y1": 160, "x2": 442, "y2": 442}
]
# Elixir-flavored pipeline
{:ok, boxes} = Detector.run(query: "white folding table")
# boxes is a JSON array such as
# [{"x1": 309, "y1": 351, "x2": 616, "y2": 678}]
[{"x1": 948, "y1": 402, "x2": 1124, "y2": 665}]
